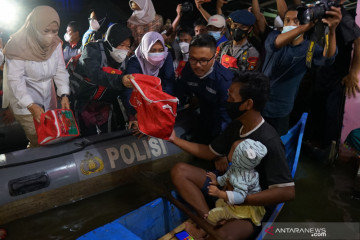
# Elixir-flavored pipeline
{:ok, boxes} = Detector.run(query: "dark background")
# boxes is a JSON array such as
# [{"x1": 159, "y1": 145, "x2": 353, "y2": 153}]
[{"x1": 1, "y1": 0, "x2": 358, "y2": 42}]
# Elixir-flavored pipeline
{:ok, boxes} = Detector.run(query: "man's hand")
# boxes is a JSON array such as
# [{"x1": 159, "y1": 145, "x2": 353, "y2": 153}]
[
  {"x1": 61, "y1": 96, "x2": 70, "y2": 109},
  {"x1": 122, "y1": 74, "x2": 134, "y2": 88},
  {"x1": 206, "y1": 172, "x2": 218, "y2": 185},
  {"x1": 342, "y1": 72, "x2": 360, "y2": 98},
  {"x1": 208, "y1": 185, "x2": 221, "y2": 197},
  {"x1": 323, "y1": 6, "x2": 342, "y2": 32},
  {"x1": 128, "y1": 120, "x2": 138, "y2": 130},
  {"x1": 176, "y1": 4, "x2": 182, "y2": 16},
  {"x1": 213, "y1": 156, "x2": 228, "y2": 174}
]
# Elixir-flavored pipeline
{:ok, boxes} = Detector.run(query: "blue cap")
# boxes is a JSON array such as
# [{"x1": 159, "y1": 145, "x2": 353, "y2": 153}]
[{"x1": 229, "y1": 10, "x2": 256, "y2": 26}]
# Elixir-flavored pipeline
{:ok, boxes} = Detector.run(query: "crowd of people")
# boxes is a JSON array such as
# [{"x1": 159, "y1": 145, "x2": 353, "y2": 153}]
[{"x1": 0, "y1": 0, "x2": 359, "y2": 239}]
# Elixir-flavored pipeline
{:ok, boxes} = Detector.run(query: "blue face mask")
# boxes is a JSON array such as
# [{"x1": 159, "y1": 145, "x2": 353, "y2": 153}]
[
  {"x1": 208, "y1": 31, "x2": 222, "y2": 41},
  {"x1": 281, "y1": 25, "x2": 302, "y2": 40}
]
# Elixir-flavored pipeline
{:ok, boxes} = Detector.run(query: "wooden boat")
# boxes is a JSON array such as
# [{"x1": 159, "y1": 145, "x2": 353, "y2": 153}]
[
  {"x1": 77, "y1": 113, "x2": 308, "y2": 240},
  {"x1": 0, "y1": 108, "x2": 194, "y2": 225}
]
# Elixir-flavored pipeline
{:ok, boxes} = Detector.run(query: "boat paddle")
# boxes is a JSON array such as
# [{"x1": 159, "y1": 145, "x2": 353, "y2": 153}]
[{"x1": 137, "y1": 171, "x2": 223, "y2": 240}]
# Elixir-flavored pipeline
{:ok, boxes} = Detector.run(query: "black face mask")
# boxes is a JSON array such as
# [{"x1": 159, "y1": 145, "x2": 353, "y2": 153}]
[
  {"x1": 231, "y1": 28, "x2": 248, "y2": 42},
  {"x1": 226, "y1": 100, "x2": 247, "y2": 120}
]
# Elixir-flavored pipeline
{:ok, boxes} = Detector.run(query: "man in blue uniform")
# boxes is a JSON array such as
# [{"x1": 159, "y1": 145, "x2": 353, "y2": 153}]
[{"x1": 178, "y1": 34, "x2": 233, "y2": 143}]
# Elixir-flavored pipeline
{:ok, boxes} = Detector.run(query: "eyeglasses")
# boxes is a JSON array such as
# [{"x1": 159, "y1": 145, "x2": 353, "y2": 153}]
[{"x1": 188, "y1": 55, "x2": 215, "y2": 66}]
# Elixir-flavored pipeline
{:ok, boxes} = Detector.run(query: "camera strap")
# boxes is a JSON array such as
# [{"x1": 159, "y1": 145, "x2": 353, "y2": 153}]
[{"x1": 306, "y1": 22, "x2": 329, "y2": 68}]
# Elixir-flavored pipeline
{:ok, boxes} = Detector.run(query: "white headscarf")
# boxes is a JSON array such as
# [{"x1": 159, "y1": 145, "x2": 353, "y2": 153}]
[
  {"x1": 128, "y1": 0, "x2": 156, "y2": 25},
  {"x1": 135, "y1": 32, "x2": 168, "y2": 77}
]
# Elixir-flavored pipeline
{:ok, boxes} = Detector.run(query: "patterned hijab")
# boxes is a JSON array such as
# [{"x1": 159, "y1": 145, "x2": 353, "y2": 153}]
[
  {"x1": 135, "y1": 32, "x2": 168, "y2": 77},
  {"x1": 128, "y1": 0, "x2": 156, "y2": 25},
  {"x1": 3, "y1": 6, "x2": 61, "y2": 61}
]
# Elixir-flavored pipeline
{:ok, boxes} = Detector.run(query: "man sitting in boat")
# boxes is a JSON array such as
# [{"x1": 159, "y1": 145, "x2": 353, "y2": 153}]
[
  {"x1": 177, "y1": 34, "x2": 234, "y2": 144},
  {"x1": 170, "y1": 71, "x2": 294, "y2": 239}
]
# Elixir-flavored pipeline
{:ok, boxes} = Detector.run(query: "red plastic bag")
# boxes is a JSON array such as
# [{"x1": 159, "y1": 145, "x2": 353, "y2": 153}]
[
  {"x1": 129, "y1": 74, "x2": 178, "y2": 140},
  {"x1": 34, "y1": 109, "x2": 80, "y2": 145},
  {"x1": 221, "y1": 54, "x2": 238, "y2": 69}
]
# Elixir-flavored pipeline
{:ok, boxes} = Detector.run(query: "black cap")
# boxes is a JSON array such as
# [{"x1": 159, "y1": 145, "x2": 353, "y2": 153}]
[{"x1": 105, "y1": 23, "x2": 133, "y2": 48}]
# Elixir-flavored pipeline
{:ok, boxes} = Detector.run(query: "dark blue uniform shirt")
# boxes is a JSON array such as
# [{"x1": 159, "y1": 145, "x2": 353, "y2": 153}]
[{"x1": 180, "y1": 61, "x2": 234, "y2": 138}]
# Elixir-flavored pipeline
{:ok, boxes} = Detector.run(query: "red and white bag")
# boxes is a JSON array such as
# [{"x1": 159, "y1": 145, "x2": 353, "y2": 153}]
[
  {"x1": 34, "y1": 109, "x2": 80, "y2": 145},
  {"x1": 129, "y1": 74, "x2": 178, "y2": 140}
]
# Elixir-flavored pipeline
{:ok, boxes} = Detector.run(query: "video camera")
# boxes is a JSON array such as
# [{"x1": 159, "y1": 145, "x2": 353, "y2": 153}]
[
  {"x1": 297, "y1": 0, "x2": 340, "y2": 25},
  {"x1": 181, "y1": 2, "x2": 194, "y2": 13}
]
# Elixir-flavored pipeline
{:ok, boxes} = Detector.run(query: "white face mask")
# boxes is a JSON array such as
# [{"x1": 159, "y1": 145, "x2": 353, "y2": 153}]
[
  {"x1": 64, "y1": 33, "x2": 70, "y2": 42},
  {"x1": 89, "y1": 19, "x2": 100, "y2": 31},
  {"x1": 179, "y1": 42, "x2": 189, "y2": 54},
  {"x1": 147, "y1": 52, "x2": 166, "y2": 66},
  {"x1": 110, "y1": 48, "x2": 129, "y2": 63},
  {"x1": 37, "y1": 31, "x2": 56, "y2": 47}
]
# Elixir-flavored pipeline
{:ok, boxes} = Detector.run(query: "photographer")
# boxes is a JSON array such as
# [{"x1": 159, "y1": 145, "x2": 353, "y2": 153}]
[
  {"x1": 309, "y1": 0, "x2": 360, "y2": 152},
  {"x1": 262, "y1": 5, "x2": 341, "y2": 135}
]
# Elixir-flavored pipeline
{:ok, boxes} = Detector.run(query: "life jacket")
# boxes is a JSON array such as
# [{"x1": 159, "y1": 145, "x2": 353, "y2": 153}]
[{"x1": 219, "y1": 41, "x2": 256, "y2": 71}]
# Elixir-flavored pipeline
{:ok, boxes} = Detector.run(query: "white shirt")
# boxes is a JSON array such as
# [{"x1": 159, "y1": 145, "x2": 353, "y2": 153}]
[{"x1": 3, "y1": 43, "x2": 70, "y2": 115}]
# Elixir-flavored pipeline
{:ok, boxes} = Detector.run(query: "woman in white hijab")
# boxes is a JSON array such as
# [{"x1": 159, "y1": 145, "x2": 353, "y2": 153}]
[
  {"x1": 126, "y1": 31, "x2": 175, "y2": 94},
  {"x1": 127, "y1": 0, "x2": 163, "y2": 47},
  {"x1": 125, "y1": 32, "x2": 175, "y2": 129},
  {"x1": 2, "y1": 6, "x2": 70, "y2": 148}
]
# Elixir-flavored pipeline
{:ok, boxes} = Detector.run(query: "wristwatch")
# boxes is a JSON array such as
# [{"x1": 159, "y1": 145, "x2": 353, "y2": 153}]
[{"x1": 61, "y1": 94, "x2": 69, "y2": 98}]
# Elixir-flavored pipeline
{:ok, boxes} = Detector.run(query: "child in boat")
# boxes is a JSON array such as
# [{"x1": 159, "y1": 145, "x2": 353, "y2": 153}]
[{"x1": 206, "y1": 138, "x2": 267, "y2": 226}]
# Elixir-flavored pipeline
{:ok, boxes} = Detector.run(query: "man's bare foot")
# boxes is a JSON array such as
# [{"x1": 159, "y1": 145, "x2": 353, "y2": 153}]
[{"x1": 184, "y1": 222, "x2": 207, "y2": 240}]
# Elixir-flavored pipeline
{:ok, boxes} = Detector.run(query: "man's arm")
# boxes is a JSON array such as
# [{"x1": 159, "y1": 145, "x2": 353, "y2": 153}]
[
  {"x1": 252, "y1": 0, "x2": 267, "y2": 35},
  {"x1": 216, "y1": 0, "x2": 227, "y2": 15},
  {"x1": 276, "y1": 0, "x2": 288, "y2": 20},
  {"x1": 274, "y1": 23, "x2": 313, "y2": 48},
  {"x1": 172, "y1": 4, "x2": 182, "y2": 32},
  {"x1": 169, "y1": 130, "x2": 217, "y2": 160},
  {"x1": 322, "y1": 6, "x2": 342, "y2": 58},
  {"x1": 195, "y1": 0, "x2": 211, "y2": 22},
  {"x1": 243, "y1": 186, "x2": 295, "y2": 206},
  {"x1": 342, "y1": 37, "x2": 360, "y2": 98}
]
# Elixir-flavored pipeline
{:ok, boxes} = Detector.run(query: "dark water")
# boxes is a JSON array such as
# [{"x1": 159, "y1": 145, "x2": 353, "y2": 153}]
[
  {"x1": 277, "y1": 153, "x2": 360, "y2": 223},
  {"x1": 2, "y1": 152, "x2": 360, "y2": 240}
]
